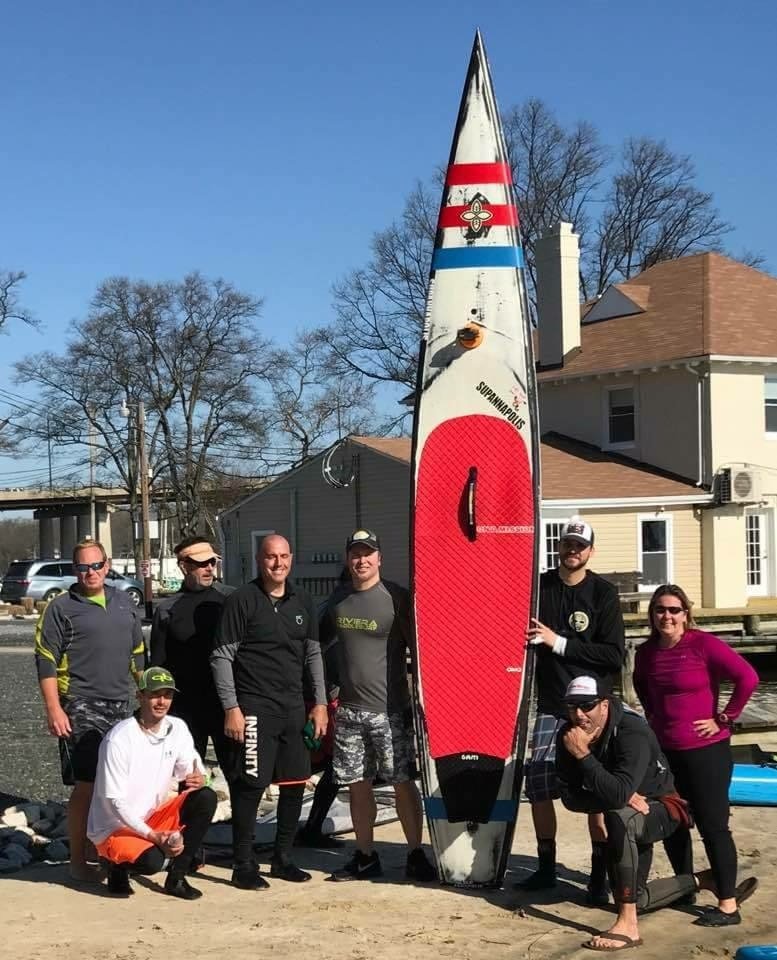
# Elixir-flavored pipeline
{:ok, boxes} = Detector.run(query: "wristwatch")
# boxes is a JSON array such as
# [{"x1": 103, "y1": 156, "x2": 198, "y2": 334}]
[{"x1": 716, "y1": 712, "x2": 730, "y2": 727}]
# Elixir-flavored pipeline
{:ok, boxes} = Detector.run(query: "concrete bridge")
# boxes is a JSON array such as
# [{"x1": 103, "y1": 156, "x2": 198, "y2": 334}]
[{"x1": 0, "y1": 487, "x2": 129, "y2": 557}]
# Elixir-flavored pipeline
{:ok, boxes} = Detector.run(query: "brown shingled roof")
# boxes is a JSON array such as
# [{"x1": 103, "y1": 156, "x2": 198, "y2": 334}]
[
  {"x1": 351, "y1": 434, "x2": 704, "y2": 501},
  {"x1": 538, "y1": 253, "x2": 777, "y2": 380}
]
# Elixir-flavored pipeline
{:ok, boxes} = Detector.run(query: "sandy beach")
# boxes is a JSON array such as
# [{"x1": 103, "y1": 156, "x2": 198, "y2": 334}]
[{"x1": 2, "y1": 799, "x2": 774, "y2": 960}]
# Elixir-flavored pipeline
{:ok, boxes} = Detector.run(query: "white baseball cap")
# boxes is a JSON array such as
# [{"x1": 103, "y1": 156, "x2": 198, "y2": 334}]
[
  {"x1": 560, "y1": 517, "x2": 594, "y2": 547},
  {"x1": 564, "y1": 676, "x2": 604, "y2": 705}
]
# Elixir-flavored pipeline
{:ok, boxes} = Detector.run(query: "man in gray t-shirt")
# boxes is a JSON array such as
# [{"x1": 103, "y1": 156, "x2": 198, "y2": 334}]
[{"x1": 322, "y1": 529, "x2": 435, "y2": 883}]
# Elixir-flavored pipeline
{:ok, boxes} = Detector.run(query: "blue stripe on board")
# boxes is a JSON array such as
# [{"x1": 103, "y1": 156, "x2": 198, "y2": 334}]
[
  {"x1": 424, "y1": 797, "x2": 518, "y2": 822},
  {"x1": 431, "y1": 246, "x2": 525, "y2": 270}
]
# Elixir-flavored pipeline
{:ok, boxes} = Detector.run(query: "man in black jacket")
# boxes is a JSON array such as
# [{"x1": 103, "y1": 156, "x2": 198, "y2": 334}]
[
  {"x1": 150, "y1": 535, "x2": 233, "y2": 770},
  {"x1": 210, "y1": 534, "x2": 328, "y2": 890},
  {"x1": 556, "y1": 676, "x2": 751, "y2": 950},
  {"x1": 519, "y1": 518, "x2": 625, "y2": 904}
]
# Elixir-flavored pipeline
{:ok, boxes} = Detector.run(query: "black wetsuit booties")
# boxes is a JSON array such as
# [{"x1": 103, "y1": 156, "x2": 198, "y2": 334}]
[
  {"x1": 150, "y1": 582, "x2": 234, "y2": 768},
  {"x1": 210, "y1": 579, "x2": 326, "y2": 887}
]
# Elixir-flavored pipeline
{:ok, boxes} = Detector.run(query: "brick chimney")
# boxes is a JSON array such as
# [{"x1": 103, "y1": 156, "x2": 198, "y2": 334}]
[{"x1": 536, "y1": 222, "x2": 581, "y2": 368}]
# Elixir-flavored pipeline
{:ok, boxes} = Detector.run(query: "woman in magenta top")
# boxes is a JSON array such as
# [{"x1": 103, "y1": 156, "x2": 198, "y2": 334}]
[{"x1": 634, "y1": 584, "x2": 758, "y2": 928}]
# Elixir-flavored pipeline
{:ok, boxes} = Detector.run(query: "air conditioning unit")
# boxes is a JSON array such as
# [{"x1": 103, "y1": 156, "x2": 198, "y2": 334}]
[{"x1": 717, "y1": 467, "x2": 761, "y2": 505}]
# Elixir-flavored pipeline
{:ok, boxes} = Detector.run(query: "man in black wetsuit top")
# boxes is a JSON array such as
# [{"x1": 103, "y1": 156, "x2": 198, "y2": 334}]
[
  {"x1": 211, "y1": 534, "x2": 327, "y2": 890},
  {"x1": 150, "y1": 535, "x2": 233, "y2": 770}
]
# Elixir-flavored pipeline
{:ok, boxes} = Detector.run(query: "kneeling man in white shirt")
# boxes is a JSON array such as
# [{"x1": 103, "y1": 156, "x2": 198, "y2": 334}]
[{"x1": 87, "y1": 667, "x2": 217, "y2": 898}]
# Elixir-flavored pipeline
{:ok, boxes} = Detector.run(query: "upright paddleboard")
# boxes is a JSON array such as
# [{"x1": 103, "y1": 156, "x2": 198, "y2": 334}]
[{"x1": 410, "y1": 32, "x2": 539, "y2": 888}]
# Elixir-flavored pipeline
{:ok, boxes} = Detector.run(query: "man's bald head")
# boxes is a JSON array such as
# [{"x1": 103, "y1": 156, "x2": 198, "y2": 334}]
[
  {"x1": 257, "y1": 534, "x2": 292, "y2": 595},
  {"x1": 260, "y1": 534, "x2": 291, "y2": 555}
]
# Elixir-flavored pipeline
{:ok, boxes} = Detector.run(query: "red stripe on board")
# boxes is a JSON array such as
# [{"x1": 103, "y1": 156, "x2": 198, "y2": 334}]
[
  {"x1": 446, "y1": 162, "x2": 511, "y2": 185},
  {"x1": 439, "y1": 204, "x2": 519, "y2": 229}
]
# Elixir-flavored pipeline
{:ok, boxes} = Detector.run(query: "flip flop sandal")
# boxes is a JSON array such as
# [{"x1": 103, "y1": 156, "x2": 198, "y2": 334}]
[
  {"x1": 735, "y1": 876, "x2": 758, "y2": 906},
  {"x1": 583, "y1": 932, "x2": 644, "y2": 951}
]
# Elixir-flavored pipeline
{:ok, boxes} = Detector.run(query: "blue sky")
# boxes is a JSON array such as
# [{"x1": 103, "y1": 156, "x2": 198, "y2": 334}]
[{"x1": 1, "y1": 0, "x2": 776, "y2": 487}]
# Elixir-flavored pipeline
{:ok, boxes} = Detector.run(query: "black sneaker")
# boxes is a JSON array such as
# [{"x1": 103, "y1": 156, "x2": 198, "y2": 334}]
[
  {"x1": 328, "y1": 851, "x2": 382, "y2": 882},
  {"x1": 514, "y1": 868, "x2": 557, "y2": 891},
  {"x1": 294, "y1": 827, "x2": 345, "y2": 849},
  {"x1": 406, "y1": 848, "x2": 436, "y2": 882},
  {"x1": 107, "y1": 865, "x2": 133, "y2": 897},
  {"x1": 270, "y1": 858, "x2": 312, "y2": 883},
  {"x1": 231, "y1": 862, "x2": 270, "y2": 890},
  {"x1": 164, "y1": 874, "x2": 203, "y2": 900},
  {"x1": 694, "y1": 907, "x2": 741, "y2": 927}
]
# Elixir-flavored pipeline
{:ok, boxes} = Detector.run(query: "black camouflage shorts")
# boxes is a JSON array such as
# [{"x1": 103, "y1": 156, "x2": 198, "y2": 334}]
[
  {"x1": 58, "y1": 697, "x2": 130, "y2": 785},
  {"x1": 332, "y1": 705, "x2": 415, "y2": 786}
]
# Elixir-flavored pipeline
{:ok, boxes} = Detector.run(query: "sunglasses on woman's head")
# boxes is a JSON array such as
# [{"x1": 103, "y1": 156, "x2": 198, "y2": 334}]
[
  {"x1": 74, "y1": 560, "x2": 106, "y2": 573},
  {"x1": 655, "y1": 605, "x2": 684, "y2": 615},
  {"x1": 184, "y1": 557, "x2": 217, "y2": 569}
]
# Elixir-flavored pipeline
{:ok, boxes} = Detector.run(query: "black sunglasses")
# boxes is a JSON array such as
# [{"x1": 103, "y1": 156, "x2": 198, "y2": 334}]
[
  {"x1": 183, "y1": 557, "x2": 217, "y2": 569},
  {"x1": 654, "y1": 605, "x2": 684, "y2": 615},
  {"x1": 75, "y1": 560, "x2": 106, "y2": 573},
  {"x1": 566, "y1": 699, "x2": 602, "y2": 713}
]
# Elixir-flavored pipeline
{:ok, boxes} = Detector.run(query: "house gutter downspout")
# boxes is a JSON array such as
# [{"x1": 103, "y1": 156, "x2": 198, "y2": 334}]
[{"x1": 685, "y1": 362, "x2": 707, "y2": 486}]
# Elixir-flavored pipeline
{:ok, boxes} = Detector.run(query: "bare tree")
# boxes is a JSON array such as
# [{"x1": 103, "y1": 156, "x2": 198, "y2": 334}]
[
  {"x1": 15, "y1": 273, "x2": 271, "y2": 567},
  {"x1": 323, "y1": 183, "x2": 437, "y2": 390},
  {"x1": 265, "y1": 330, "x2": 377, "y2": 464},
  {"x1": 0, "y1": 270, "x2": 37, "y2": 334},
  {"x1": 588, "y1": 138, "x2": 737, "y2": 297},
  {"x1": 503, "y1": 98, "x2": 608, "y2": 306}
]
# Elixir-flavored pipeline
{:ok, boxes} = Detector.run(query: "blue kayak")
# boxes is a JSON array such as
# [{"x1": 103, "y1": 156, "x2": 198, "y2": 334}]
[
  {"x1": 730, "y1": 745, "x2": 777, "y2": 806},
  {"x1": 735, "y1": 948, "x2": 777, "y2": 960},
  {"x1": 730, "y1": 763, "x2": 777, "y2": 805}
]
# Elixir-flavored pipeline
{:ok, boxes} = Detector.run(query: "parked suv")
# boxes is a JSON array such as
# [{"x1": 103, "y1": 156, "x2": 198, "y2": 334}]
[{"x1": 0, "y1": 559, "x2": 144, "y2": 606}]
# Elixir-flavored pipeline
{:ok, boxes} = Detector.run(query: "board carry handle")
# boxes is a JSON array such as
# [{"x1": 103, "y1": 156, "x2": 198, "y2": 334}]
[{"x1": 466, "y1": 467, "x2": 478, "y2": 541}]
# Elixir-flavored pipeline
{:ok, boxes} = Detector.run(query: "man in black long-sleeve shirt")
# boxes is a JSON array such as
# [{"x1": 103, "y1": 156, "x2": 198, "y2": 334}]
[
  {"x1": 556, "y1": 676, "x2": 751, "y2": 950},
  {"x1": 150, "y1": 535, "x2": 233, "y2": 770},
  {"x1": 518, "y1": 518, "x2": 625, "y2": 904},
  {"x1": 210, "y1": 534, "x2": 327, "y2": 890}
]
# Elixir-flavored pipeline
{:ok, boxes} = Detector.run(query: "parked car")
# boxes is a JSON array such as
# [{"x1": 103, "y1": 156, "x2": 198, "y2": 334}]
[{"x1": 0, "y1": 559, "x2": 144, "y2": 606}]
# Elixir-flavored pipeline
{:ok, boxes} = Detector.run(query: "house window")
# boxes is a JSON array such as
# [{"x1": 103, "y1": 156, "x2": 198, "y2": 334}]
[
  {"x1": 607, "y1": 387, "x2": 635, "y2": 445},
  {"x1": 765, "y1": 378, "x2": 777, "y2": 433},
  {"x1": 746, "y1": 514, "x2": 763, "y2": 587},
  {"x1": 638, "y1": 515, "x2": 671, "y2": 588},
  {"x1": 543, "y1": 521, "x2": 565, "y2": 572}
]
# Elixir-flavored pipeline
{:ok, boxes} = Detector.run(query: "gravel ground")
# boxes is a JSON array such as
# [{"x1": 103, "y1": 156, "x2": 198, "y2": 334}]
[{"x1": 0, "y1": 621, "x2": 68, "y2": 804}]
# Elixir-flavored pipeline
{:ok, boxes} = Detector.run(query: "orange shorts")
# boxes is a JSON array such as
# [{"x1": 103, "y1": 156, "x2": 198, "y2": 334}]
[{"x1": 96, "y1": 792, "x2": 188, "y2": 865}]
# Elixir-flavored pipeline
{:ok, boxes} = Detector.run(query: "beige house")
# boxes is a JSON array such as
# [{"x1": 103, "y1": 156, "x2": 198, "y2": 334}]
[{"x1": 218, "y1": 433, "x2": 706, "y2": 604}]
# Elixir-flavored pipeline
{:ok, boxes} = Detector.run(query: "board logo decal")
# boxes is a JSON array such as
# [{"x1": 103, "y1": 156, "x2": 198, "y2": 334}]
[
  {"x1": 296, "y1": 614, "x2": 304, "y2": 625},
  {"x1": 460, "y1": 193, "x2": 493, "y2": 238},
  {"x1": 476, "y1": 524, "x2": 534, "y2": 535},
  {"x1": 569, "y1": 611, "x2": 590, "y2": 633},
  {"x1": 476, "y1": 381, "x2": 526, "y2": 428}
]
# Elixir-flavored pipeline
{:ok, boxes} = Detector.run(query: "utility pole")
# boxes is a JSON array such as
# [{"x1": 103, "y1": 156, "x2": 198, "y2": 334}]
[
  {"x1": 46, "y1": 416, "x2": 53, "y2": 491},
  {"x1": 88, "y1": 414, "x2": 96, "y2": 538},
  {"x1": 137, "y1": 400, "x2": 153, "y2": 620}
]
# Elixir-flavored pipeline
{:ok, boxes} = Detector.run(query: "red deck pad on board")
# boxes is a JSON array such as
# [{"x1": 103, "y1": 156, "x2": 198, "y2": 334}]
[
  {"x1": 414, "y1": 415, "x2": 533, "y2": 760},
  {"x1": 438, "y1": 204, "x2": 519, "y2": 229},
  {"x1": 445, "y1": 162, "x2": 512, "y2": 185}
]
